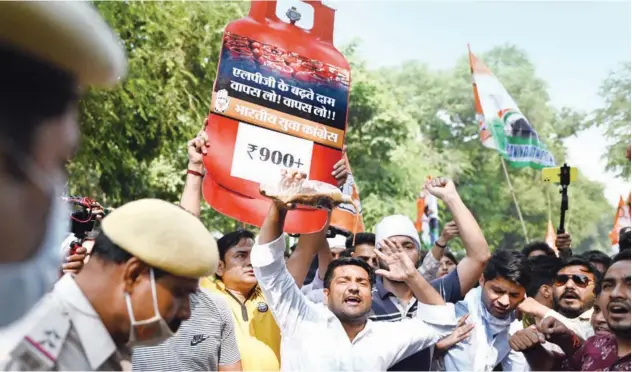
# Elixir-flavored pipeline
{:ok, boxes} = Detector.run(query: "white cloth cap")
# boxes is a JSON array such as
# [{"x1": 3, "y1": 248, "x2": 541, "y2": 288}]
[
  {"x1": 375, "y1": 214, "x2": 421, "y2": 250},
  {"x1": 327, "y1": 234, "x2": 347, "y2": 249}
]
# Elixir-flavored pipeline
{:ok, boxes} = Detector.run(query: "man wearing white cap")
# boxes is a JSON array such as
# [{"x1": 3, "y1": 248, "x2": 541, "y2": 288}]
[
  {"x1": 1, "y1": 199, "x2": 219, "y2": 371},
  {"x1": 370, "y1": 177, "x2": 491, "y2": 371},
  {"x1": 0, "y1": 2, "x2": 127, "y2": 327},
  {"x1": 328, "y1": 234, "x2": 348, "y2": 261}
]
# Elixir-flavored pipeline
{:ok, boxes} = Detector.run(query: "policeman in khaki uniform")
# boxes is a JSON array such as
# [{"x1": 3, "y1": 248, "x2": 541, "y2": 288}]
[
  {"x1": 1, "y1": 199, "x2": 220, "y2": 371},
  {"x1": 0, "y1": 1, "x2": 126, "y2": 328}
]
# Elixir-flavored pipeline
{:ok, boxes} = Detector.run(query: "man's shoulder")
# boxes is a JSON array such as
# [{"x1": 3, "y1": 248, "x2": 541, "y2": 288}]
[
  {"x1": 430, "y1": 269, "x2": 462, "y2": 302},
  {"x1": 197, "y1": 287, "x2": 225, "y2": 303},
  {"x1": 0, "y1": 296, "x2": 73, "y2": 370},
  {"x1": 584, "y1": 332, "x2": 617, "y2": 348},
  {"x1": 193, "y1": 288, "x2": 233, "y2": 320}
]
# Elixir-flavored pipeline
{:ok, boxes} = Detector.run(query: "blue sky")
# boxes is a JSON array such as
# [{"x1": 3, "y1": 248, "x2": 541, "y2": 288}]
[{"x1": 277, "y1": 0, "x2": 631, "y2": 206}]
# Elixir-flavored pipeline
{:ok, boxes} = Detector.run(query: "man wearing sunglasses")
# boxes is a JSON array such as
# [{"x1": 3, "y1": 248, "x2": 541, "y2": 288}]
[
  {"x1": 542, "y1": 257, "x2": 602, "y2": 341},
  {"x1": 509, "y1": 250, "x2": 630, "y2": 371}
]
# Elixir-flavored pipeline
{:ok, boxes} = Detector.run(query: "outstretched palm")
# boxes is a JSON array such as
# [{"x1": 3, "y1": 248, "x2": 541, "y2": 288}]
[{"x1": 374, "y1": 239, "x2": 418, "y2": 281}]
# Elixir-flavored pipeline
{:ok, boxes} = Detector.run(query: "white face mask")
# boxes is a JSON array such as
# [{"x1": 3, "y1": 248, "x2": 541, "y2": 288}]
[
  {"x1": 0, "y1": 188, "x2": 70, "y2": 327},
  {"x1": 125, "y1": 268, "x2": 174, "y2": 348}
]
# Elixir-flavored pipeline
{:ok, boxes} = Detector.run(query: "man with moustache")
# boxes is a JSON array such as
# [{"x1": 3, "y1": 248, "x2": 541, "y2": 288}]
[
  {"x1": 547, "y1": 258, "x2": 601, "y2": 340},
  {"x1": 250, "y1": 174, "x2": 457, "y2": 370},
  {"x1": 510, "y1": 249, "x2": 630, "y2": 371},
  {"x1": 517, "y1": 257, "x2": 601, "y2": 342}
]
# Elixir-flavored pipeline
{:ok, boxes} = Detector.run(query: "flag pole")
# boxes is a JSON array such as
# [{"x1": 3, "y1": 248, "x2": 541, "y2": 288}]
[{"x1": 499, "y1": 156, "x2": 529, "y2": 243}]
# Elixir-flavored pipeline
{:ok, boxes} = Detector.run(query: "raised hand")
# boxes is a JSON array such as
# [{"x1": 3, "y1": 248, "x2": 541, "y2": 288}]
[
  {"x1": 424, "y1": 177, "x2": 459, "y2": 203},
  {"x1": 331, "y1": 145, "x2": 349, "y2": 187},
  {"x1": 187, "y1": 119, "x2": 210, "y2": 171},
  {"x1": 267, "y1": 169, "x2": 306, "y2": 210},
  {"x1": 374, "y1": 239, "x2": 418, "y2": 282},
  {"x1": 556, "y1": 232, "x2": 572, "y2": 250},
  {"x1": 438, "y1": 220, "x2": 459, "y2": 246}
]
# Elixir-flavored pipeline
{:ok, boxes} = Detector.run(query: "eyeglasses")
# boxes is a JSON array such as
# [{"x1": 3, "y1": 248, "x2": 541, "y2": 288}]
[{"x1": 554, "y1": 274, "x2": 592, "y2": 288}]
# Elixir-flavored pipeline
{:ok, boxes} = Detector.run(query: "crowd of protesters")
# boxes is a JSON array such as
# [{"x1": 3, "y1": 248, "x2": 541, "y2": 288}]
[{"x1": 0, "y1": 2, "x2": 630, "y2": 372}]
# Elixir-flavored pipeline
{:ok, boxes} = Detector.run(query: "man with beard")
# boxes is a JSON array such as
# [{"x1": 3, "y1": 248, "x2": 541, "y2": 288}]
[
  {"x1": 545, "y1": 257, "x2": 600, "y2": 340},
  {"x1": 442, "y1": 250, "x2": 532, "y2": 371},
  {"x1": 0, "y1": 2, "x2": 126, "y2": 328},
  {"x1": 510, "y1": 249, "x2": 630, "y2": 371},
  {"x1": 251, "y1": 185, "x2": 456, "y2": 370},
  {"x1": 1, "y1": 199, "x2": 218, "y2": 370},
  {"x1": 371, "y1": 178, "x2": 491, "y2": 371}
]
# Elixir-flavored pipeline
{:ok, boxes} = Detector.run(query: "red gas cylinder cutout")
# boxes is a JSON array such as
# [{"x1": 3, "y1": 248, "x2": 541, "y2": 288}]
[{"x1": 203, "y1": 0, "x2": 351, "y2": 234}]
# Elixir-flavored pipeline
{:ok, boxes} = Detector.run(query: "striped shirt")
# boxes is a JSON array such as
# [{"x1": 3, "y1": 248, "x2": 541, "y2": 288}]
[
  {"x1": 370, "y1": 269, "x2": 462, "y2": 370},
  {"x1": 131, "y1": 288, "x2": 241, "y2": 371}
]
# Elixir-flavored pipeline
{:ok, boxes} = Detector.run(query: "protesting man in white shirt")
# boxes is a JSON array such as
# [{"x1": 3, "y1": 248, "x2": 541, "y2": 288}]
[{"x1": 252, "y1": 171, "x2": 457, "y2": 371}]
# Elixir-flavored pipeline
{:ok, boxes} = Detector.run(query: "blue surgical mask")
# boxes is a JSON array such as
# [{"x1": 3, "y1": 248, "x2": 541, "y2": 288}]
[{"x1": 0, "y1": 187, "x2": 70, "y2": 327}]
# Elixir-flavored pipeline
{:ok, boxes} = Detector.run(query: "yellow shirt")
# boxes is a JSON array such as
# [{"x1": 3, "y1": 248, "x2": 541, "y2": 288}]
[{"x1": 200, "y1": 277, "x2": 280, "y2": 371}]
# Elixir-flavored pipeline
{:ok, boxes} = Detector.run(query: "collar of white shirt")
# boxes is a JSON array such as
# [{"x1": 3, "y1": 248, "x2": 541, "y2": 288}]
[{"x1": 55, "y1": 274, "x2": 119, "y2": 369}]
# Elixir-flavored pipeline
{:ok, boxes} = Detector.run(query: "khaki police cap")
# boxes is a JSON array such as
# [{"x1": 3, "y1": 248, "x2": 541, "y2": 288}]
[
  {"x1": 101, "y1": 199, "x2": 219, "y2": 278},
  {"x1": 0, "y1": 1, "x2": 127, "y2": 87}
]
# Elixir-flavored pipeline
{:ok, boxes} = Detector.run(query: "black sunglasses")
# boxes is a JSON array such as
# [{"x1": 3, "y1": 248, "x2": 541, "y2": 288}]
[{"x1": 554, "y1": 274, "x2": 592, "y2": 288}]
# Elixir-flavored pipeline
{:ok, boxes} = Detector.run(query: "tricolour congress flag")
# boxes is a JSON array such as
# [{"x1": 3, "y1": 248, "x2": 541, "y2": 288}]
[{"x1": 468, "y1": 46, "x2": 555, "y2": 169}]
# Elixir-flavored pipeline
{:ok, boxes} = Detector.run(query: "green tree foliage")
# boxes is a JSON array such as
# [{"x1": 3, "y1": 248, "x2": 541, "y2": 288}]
[
  {"x1": 345, "y1": 44, "x2": 613, "y2": 252},
  {"x1": 590, "y1": 62, "x2": 631, "y2": 180},
  {"x1": 70, "y1": 3, "x2": 614, "y2": 250},
  {"x1": 68, "y1": 1, "x2": 247, "y2": 233}
]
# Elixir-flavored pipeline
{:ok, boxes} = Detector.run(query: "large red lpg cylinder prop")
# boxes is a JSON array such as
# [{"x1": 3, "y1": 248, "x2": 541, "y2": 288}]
[{"x1": 203, "y1": 0, "x2": 351, "y2": 234}]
